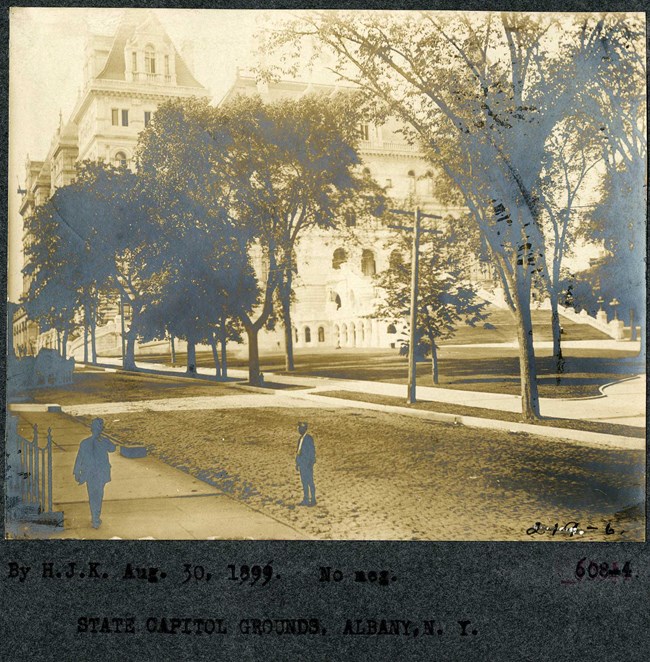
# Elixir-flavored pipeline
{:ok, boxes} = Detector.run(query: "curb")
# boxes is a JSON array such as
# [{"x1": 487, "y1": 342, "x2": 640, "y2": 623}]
[{"x1": 292, "y1": 392, "x2": 644, "y2": 451}]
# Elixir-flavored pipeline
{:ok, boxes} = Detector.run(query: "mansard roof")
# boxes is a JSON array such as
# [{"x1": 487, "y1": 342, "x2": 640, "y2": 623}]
[{"x1": 96, "y1": 9, "x2": 205, "y2": 89}]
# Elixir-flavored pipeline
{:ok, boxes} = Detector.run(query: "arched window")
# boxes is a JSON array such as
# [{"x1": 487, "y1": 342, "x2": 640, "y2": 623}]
[
  {"x1": 362, "y1": 167, "x2": 371, "y2": 176},
  {"x1": 332, "y1": 248, "x2": 348, "y2": 270},
  {"x1": 361, "y1": 249, "x2": 376, "y2": 276},
  {"x1": 114, "y1": 151, "x2": 127, "y2": 168},
  {"x1": 387, "y1": 324, "x2": 397, "y2": 334},
  {"x1": 294, "y1": 328, "x2": 298, "y2": 342},
  {"x1": 425, "y1": 169, "x2": 435, "y2": 194},
  {"x1": 407, "y1": 169, "x2": 416, "y2": 191},
  {"x1": 318, "y1": 327, "x2": 325, "y2": 342},
  {"x1": 145, "y1": 46, "x2": 156, "y2": 74},
  {"x1": 305, "y1": 327, "x2": 311, "y2": 343},
  {"x1": 389, "y1": 250, "x2": 403, "y2": 269}
]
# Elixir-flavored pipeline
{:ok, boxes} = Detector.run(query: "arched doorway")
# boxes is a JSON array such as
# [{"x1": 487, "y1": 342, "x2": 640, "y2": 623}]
[
  {"x1": 332, "y1": 248, "x2": 348, "y2": 270},
  {"x1": 361, "y1": 249, "x2": 376, "y2": 276}
]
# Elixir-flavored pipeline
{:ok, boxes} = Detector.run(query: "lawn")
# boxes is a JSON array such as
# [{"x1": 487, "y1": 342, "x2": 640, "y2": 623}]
[
  {"x1": 143, "y1": 346, "x2": 643, "y2": 399},
  {"x1": 102, "y1": 406, "x2": 645, "y2": 541},
  {"x1": 25, "y1": 370, "x2": 239, "y2": 405}
]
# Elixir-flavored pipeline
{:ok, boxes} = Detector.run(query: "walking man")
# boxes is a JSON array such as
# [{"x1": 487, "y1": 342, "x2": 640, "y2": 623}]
[
  {"x1": 73, "y1": 418, "x2": 116, "y2": 528},
  {"x1": 296, "y1": 421, "x2": 316, "y2": 506}
]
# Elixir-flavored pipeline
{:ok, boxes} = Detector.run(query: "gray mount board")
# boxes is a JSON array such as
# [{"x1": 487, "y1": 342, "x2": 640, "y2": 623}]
[{"x1": 0, "y1": 1, "x2": 648, "y2": 660}]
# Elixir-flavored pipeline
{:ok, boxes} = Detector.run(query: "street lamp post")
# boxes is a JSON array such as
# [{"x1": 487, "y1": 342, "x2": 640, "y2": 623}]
[{"x1": 389, "y1": 206, "x2": 442, "y2": 404}]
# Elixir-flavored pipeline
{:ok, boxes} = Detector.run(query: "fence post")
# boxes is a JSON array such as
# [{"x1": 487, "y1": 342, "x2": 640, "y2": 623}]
[
  {"x1": 20, "y1": 435, "x2": 25, "y2": 503},
  {"x1": 41, "y1": 447, "x2": 46, "y2": 512},
  {"x1": 30, "y1": 425, "x2": 37, "y2": 504},
  {"x1": 47, "y1": 428, "x2": 53, "y2": 513},
  {"x1": 33, "y1": 426, "x2": 40, "y2": 510}
]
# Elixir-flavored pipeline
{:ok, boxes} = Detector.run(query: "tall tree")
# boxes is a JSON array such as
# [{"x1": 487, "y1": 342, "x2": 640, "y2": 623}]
[
  {"x1": 218, "y1": 93, "x2": 378, "y2": 377},
  {"x1": 268, "y1": 11, "x2": 626, "y2": 419},
  {"x1": 139, "y1": 95, "x2": 379, "y2": 384},
  {"x1": 374, "y1": 232, "x2": 488, "y2": 385},
  {"x1": 585, "y1": 14, "x2": 646, "y2": 348},
  {"x1": 52, "y1": 161, "x2": 157, "y2": 370},
  {"x1": 537, "y1": 114, "x2": 601, "y2": 367},
  {"x1": 21, "y1": 199, "x2": 81, "y2": 359},
  {"x1": 136, "y1": 98, "x2": 257, "y2": 377}
]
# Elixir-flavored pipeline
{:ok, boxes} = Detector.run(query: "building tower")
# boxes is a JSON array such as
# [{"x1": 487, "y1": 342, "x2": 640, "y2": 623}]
[{"x1": 13, "y1": 9, "x2": 210, "y2": 356}]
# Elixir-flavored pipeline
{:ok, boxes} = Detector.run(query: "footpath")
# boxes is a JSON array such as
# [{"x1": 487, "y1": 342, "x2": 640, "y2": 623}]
[{"x1": 8, "y1": 410, "x2": 308, "y2": 540}]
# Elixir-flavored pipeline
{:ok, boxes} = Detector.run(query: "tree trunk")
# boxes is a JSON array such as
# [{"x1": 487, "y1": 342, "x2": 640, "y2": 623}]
[
  {"x1": 186, "y1": 336, "x2": 197, "y2": 375},
  {"x1": 210, "y1": 333, "x2": 222, "y2": 379},
  {"x1": 90, "y1": 302, "x2": 97, "y2": 365},
  {"x1": 123, "y1": 306, "x2": 138, "y2": 371},
  {"x1": 62, "y1": 326, "x2": 68, "y2": 361},
  {"x1": 430, "y1": 339, "x2": 439, "y2": 385},
  {"x1": 170, "y1": 334, "x2": 176, "y2": 364},
  {"x1": 124, "y1": 331, "x2": 137, "y2": 371},
  {"x1": 83, "y1": 303, "x2": 89, "y2": 364},
  {"x1": 245, "y1": 324, "x2": 262, "y2": 386},
  {"x1": 280, "y1": 273, "x2": 295, "y2": 372},
  {"x1": 548, "y1": 289, "x2": 564, "y2": 375},
  {"x1": 220, "y1": 321, "x2": 228, "y2": 378},
  {"x1": 512, "y1": 274, "x2": 541, "y2": 421}
]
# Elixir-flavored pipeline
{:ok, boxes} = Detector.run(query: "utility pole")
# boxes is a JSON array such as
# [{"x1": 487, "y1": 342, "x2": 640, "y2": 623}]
[{"x1": 389, "y1": 206, "x2": 442, "y2": 403}]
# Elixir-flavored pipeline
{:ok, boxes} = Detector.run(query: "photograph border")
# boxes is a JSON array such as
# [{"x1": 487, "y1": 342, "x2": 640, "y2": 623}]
[{"x1": 1, "y1": 0, "x2": 647, "y2": 658}]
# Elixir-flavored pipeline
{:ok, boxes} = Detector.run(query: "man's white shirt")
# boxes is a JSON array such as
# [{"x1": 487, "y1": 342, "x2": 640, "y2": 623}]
[{"x1": 297, "y1": 433, "x2": 307, "y2": 455}]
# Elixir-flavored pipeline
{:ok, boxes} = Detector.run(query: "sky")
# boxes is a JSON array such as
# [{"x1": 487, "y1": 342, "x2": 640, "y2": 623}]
[{"x1": 7, "y1": 7, "x2": 281, "y2": 301}]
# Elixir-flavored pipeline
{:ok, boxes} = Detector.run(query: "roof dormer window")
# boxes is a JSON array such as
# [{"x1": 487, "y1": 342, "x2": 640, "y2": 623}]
[{"x1": 145, "y1": 46, "x2": 156, "y2": 75}]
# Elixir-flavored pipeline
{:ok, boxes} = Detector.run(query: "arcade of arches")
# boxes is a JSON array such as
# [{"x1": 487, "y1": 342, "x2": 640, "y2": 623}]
[{"x1": 293, "y1": 318, "x2": 388, "y2": 349}]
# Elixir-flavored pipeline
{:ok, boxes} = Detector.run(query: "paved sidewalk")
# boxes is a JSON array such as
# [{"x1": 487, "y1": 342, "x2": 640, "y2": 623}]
[
  {"x1": 9, "y1": 411, "x2": 308, "y2": 540},
  {"x1": 305, "y1": 375, "x2": 646, "y2": 428}
]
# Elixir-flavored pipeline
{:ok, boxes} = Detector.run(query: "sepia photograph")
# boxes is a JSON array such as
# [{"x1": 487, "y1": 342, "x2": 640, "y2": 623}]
[{"x1": 5, "y1": 7, "x2": 646, "y2": 541}]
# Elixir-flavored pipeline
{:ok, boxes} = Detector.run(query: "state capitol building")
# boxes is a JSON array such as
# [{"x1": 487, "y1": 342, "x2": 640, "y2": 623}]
[{"x1": 13, "y1": 10, "x2": 492, "y2": 359}]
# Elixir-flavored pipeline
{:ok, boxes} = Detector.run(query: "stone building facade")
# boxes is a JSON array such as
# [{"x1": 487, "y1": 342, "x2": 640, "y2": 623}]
[{"x1": 222, "y1": 76, "x2": 491, "y2": 351}]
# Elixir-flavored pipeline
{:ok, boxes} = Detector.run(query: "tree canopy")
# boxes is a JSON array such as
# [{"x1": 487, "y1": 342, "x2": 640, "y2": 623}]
[{"x1": 266, "y1": 10, "x2": 644, "y2": 418}]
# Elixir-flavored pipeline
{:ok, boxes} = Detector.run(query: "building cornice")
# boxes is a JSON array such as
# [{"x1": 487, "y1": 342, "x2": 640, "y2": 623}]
[{"x1": 71, "y1": 80, "x2": 211, "y2": 125}]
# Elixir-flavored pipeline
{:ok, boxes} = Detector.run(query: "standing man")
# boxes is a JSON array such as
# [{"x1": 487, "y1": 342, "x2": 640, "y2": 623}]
[
  {"x1": 296, "y1": 421, "x2": 316, "y2": 506},
  {"x1": 73, "y1": 418, "x2": 116, "y2": 528}
]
